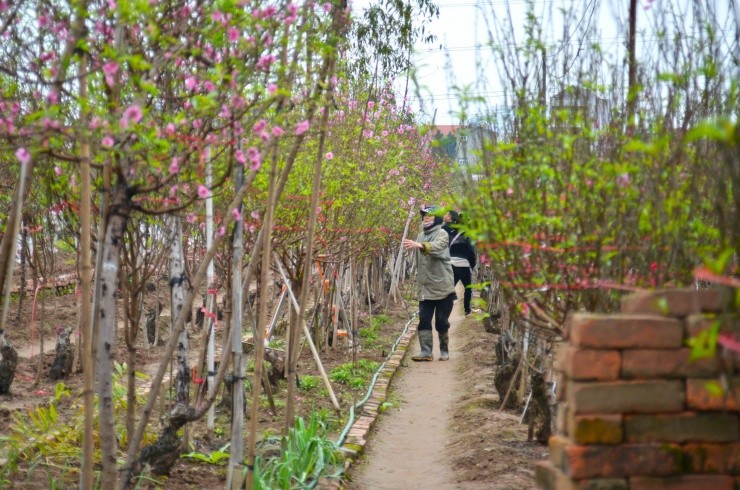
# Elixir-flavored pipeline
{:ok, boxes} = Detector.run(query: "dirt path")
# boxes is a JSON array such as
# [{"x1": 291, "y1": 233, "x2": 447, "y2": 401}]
[
  {"x1": 347, "y1": 300, "x2": 465, "y2": 489},
  {"x1": 346, "y1": 290, "x2": 547, "y2": 489}
]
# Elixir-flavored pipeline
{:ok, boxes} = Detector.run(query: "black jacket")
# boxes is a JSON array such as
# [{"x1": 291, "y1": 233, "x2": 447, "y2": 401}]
[{"x1": 443, "y1": 225, "x2": 477, "y2": 269}]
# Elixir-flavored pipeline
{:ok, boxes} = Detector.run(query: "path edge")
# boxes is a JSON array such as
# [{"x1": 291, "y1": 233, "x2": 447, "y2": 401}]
[{"x1": 317, "y1": 322, "x2": 418, "y2": 489}]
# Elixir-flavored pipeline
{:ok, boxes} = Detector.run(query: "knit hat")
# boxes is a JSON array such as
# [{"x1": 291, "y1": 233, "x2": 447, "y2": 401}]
[{"x1": 420, "y1": 205, "x2": 444, "y2": 229}]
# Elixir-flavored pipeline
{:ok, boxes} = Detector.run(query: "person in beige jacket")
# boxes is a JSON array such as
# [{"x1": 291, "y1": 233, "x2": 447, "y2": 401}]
[{"x1": 403, "y1": 205, "x2": 456, "y2": 361}]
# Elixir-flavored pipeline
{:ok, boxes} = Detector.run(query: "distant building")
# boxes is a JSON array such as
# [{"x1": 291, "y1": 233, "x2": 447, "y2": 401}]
[
  {"x1": 550, "y1": 85, "x2": 609, "y2": 130},
  {"x1": 455, "y1": 123, "x2": 497, "y2": 168},
  {"x1": 428, "y1": 125, "x2": 461, "y2": 161}
]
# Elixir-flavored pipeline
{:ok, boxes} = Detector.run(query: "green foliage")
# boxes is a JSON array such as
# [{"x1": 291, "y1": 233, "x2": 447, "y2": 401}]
[
  {"x1": 253, "y1": 413, "x2": 342, "y2": 489},
  {"x1": 298, "y1": 375, "x2": 321, "y2": 392},
  {"x1": 329, "y1": 360, "x2": 380, "y2": 390},
  {"x1": 182, "y1": 443, "x2": 231, "y2": 465},
  {"x1": 0, "y1": 383, "x2": 77, "y2": 486}
]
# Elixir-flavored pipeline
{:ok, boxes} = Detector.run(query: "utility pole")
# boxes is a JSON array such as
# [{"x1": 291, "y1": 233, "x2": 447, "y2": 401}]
[{"x1": 627, "y1": 0, "x2": 638, "y2": 132}]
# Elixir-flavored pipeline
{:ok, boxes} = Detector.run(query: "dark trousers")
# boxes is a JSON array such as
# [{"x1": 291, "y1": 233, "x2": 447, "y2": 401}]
[
  {"x1": 418, "y1": 293, "x2": 456, "y2": 333},
  {"x1": 453, "y1": 266, "x2": 473, "y2": 313}
]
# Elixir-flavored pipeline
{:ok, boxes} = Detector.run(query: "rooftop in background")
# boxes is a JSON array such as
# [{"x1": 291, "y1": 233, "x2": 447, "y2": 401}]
[{"x1": 431, "y1": 125, "x2": 461, "y2": 136}]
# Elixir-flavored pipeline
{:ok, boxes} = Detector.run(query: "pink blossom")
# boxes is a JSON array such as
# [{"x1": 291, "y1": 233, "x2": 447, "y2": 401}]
[
  {"x1": 382, "y1": 130, "x2": 389, "y2": 137},
  {"x1": 107, "y1": 0, "x2": 116, "y2": 10},
  {"x1": 211, "y1": 11, "x2": 224, "y2": 23},
  {"x1": 204, "y1": 81, "x2": 216, "y2": 92},
  {"x1": 267, "y1": 83, "x2": 278, "y2": 94},
  {"x1": 185, "y1": 76, "x2": 197, "y2": 90},
  {"x1": 227, "y1": 27, "x2": 240, "y2": 42},
  {"x1": 506, "y1": 187, "x2": 514, "y2": 196},
  {"x1": 187, "y1": 213, "x2": 196, "y2": 223},
  {"x1": 101, "y1": 135, "x2": 114, "y2": 148},
  {"x1": 271, "y1": 126, "x2": 284, "y2": 137},
  {"x1": 165, "y1": 123, "x2": 176, "y2": 135},
  {"x1": 323, "y1": 2, "x2": 331, "y2": 13},
  {"x1": 217, "y1": 226, "x2": 226, "y2": 236},
  {"x1": 219, "y1": 104, "x2": 231, "y2": 119},
  {"x1": 232, "y1": 208, "x2": 241, "y2": 221},
  {"x1": 253, "y1": 119, "x2": 267, "y2": 133},
  {"x1": 294, "y1": 120, "x2": 309, "y2": 135},
  {"x1": 235, "y1": 149, "x2": 247, "y2": 165},
  {"x1": 249, "y1": 150, "x2": 262, "y2": 170},
  {"x1": 408, "y1": 197, "x2": 415, "y2": 206},
  {"x1": 255, "y1": 54, "x2": 277, "y2": 71},
  {"x1": 367, "y1": 101, "x2": 375, "y2": 109},
  {"x1": 54, "y1": 166, "x2": 62, "y2": 176},
  {"x1": 15, "y1": 147, "x2": 31, "y2": 164},
  {"x1": 325, "y1": 152, "x2": 333, "y2": 160},
  {"x1": 169, "y1": 157, "x2": 180, "y2": 174},
  {"x1": 259, "y1": 131, "x2": 270, "y2": 141},
  {"x1": 47, "y1": 91, "x2": 59, "y2": 105},
  {"x1": 616, "y1": 173, "x2": 631, "y2": 187},
  {"x1": 123, "y1": 104, "x2": 143, "y2": 124},
  {"x1": 251, "y1": 210, "x2": 260, "y2": 220},
  {"x1": 169, "y1": 185, "x2": 178, "y2": 196},
  {"x1": 197, "y1": 185, "x2": 210, "y2": 199}
]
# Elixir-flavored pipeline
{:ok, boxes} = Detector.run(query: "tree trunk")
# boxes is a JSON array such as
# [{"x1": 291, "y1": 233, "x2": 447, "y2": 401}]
[
  {"x1": 78, "y1": 50, "x2": 95, "y2": 490},
  {"x1": 96, "y1": 181, "x2": 132, "y2": 488},
  {"x1": 227, "y1": 159, "x2": 245, "y2": 490}
]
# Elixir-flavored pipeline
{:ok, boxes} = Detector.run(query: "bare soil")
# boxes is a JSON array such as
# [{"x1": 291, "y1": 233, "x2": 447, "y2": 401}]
[{"x1": 0, "y1": 274, "x2": 547, "y2": 489}]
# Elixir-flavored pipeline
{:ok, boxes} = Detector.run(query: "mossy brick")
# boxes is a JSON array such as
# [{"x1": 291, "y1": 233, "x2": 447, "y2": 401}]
[
  {"x1": 536, "y1": 461, "x2": 629, "y2": 490},
  {"x1": 555, "y1": 442, "x2": 686, "y2": 479},
  {"x1": 621, "y1": 288, "x2": 731, "y2": 317},
  {"x1": 680, "y1": 442, "x2": 740, "y2": 474},
  {"x1": 557, "y1": 402, "x2": 571, "y2": 436},
  {"x1": 536, "y1": 460, "x2": 575, "y2": 490},
  {"x1": 622, "y1": 348, "x2": 720, "y2": 379},
  {"x1": 624, "y1": 412, "x2": 739, "y2": 443},
  {"x1": 685, "y1": 314, "x2": 739, "y2": 338},
  {"x1": 568, "y1": 413, "x2": 624, "y2": 445},
  {"x1": 567, "y1": 314, "x2": 683, "y2": 349},
  {"x1": 555, "y1": 346, "x2": 621, "y2": 381},
  {"x1": 629, "y1": 475, "x2": 735, "y2": 490},
  {"x1": 566, "y1": 380, "x2": 685, "y2": 415},
  {"x1": 686, "y1": 378, "x2": 740, "y2": 411}
]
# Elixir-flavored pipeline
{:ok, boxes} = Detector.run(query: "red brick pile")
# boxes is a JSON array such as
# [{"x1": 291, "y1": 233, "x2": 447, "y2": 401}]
[{"x1": 536, "y1": 288, "x2": 739, "y2": 489}]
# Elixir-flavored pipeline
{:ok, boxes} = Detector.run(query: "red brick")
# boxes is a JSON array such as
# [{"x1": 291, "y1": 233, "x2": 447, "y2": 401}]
[
  {"x1": 680, "y1": 442, "x2": 740, "y2": 474},
  {"x1": 557, "y1": 442, "x2": 685, "y2": 479},
  {"x1": 536, "y1": 461, "x2": 578, "y2": 490},
  {"x1": 567, "y1": 314, "x2": 683, "y2": 349},
  {"x1": 622, "y1": 348, "x2": 721, "y2": 379},
  {"x1": 568, "y1": 413, "x2": 623, "y2": 445},
  {"x1": 630, "y1": 475, "x2": 734, "y2": 490},
  {"x1": 566, "y1": 380, "x2": 685, "y2": 414},
  {"x1": 621, "y1": 288, "x2": 731, "y2": 317},
  {"x1": 556, "y1": 402, "x2": 570, "y2": 435},
  {"x1": 685, "y1": 315, "x2": 739, "y2": 337},
  {"x1": 536, "y1": 461, "x2": 629, "y2": 490},
  {"x1": 624, "y1": 412, "x2": 739, "y2": 443},
  {"x1": 555, "y1": 346, "x2": 622, "y2": 381},
  {"x1": 686, "y1": 378, "x2": 740, "y2": 411}
]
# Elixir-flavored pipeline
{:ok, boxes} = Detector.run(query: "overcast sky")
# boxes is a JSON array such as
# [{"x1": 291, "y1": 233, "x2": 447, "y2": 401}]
[{"x1": 353, "y1": 0, "x2": 737, "y2": 126}]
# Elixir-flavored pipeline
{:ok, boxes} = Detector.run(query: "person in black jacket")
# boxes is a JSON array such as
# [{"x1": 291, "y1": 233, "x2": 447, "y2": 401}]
[{"x1": 443, "y1": 210, "x2": 477, "y2": 315}]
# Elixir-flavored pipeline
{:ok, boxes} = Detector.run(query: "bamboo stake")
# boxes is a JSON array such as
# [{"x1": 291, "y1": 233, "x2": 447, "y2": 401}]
[
  {"x1": 386, "y1": 204, "x2": 415, "y2": 308},
  {"x1": 274, "y1": 256, "x2": 340, "y2": 410}
]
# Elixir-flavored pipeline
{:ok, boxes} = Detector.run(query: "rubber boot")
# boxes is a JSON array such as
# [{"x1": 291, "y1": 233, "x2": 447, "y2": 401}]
[
  {"x1": 439, "y1": 331, "x2": 450, "y2": 361},
  {"x1": 411, "y1": 330, "x2": 433, "y2": 362}
]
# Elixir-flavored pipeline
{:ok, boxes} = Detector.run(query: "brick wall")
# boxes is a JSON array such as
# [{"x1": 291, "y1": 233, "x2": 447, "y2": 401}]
[{"x1": 536, "y1": 288, "x2": 739, "y2": 490}]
